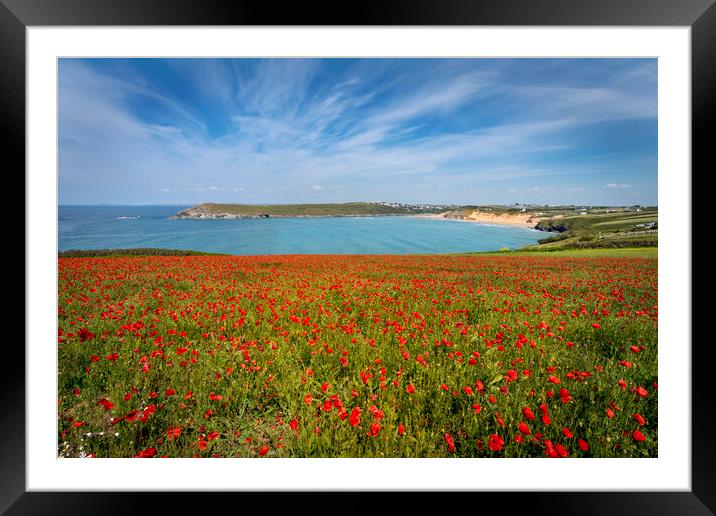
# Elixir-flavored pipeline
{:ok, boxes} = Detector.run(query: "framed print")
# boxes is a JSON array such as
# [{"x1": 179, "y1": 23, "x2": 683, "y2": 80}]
[{"x1": 7, "y1": 0, "x2": 713, "y2": 513}]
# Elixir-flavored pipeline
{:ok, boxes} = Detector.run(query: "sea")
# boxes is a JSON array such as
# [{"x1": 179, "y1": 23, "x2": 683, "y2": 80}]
[{"x1": 58, "y1": 205, "x2": 544, "y2": 255}]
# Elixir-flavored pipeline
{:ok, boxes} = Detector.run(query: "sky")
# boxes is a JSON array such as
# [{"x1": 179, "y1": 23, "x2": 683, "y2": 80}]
[{"x1": 58, "y1": 58, "x2": 657, "y2": 206}]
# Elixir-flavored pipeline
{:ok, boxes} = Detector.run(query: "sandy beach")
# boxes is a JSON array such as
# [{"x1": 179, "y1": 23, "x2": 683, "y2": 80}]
[{"x1": 414, "y1": 210, "x2": 544, "y2": 229}]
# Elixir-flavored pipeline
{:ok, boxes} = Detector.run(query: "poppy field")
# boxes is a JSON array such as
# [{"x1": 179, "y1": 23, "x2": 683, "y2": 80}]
[{"x1": 57, "y1": 253, "x2": 657, "y2": 458}]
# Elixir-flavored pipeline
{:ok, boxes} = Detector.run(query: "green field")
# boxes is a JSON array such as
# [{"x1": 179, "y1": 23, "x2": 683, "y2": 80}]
[
  {"x1": 485, "y1": 247, "x2": 658, "y2": 258},
  {"x1": 528, "y1": 208, "x2": 657, "y2": 251},
  {"x1": 58, "y1": 248, "x2": 222, "y2": 258}
]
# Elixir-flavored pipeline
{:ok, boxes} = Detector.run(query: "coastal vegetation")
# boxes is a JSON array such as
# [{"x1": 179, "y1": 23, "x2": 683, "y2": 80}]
[
  {"x1": 526, "y1": 208, "x2": 658, "y2": 251},
  {"x1": 59, "y1": 248, "x2": 221, "y2": 258}
]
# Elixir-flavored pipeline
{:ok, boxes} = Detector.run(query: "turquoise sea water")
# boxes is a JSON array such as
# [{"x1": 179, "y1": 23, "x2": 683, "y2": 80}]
[{"x1": 58, "y1": 205, "x2": 544, "y2": 255}]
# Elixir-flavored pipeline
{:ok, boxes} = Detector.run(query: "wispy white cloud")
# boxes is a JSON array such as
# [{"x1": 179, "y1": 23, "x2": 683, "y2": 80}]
[{"x1": 59, "y1": 59, "x2": 657, "y2": 205}]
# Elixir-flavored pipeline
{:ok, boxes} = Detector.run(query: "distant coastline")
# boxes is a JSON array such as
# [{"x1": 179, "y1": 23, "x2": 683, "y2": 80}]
[
  {"x1": 170, "y1": 201, "x2": 447, "y2": 220},
  {"x1": 171, "y1": 202, "x2": 547, "y2": 229}
]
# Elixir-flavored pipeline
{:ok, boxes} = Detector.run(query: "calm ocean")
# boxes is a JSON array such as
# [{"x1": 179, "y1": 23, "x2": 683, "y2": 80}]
[{"x1": 58, "y1": 205, "x2": 544, "y2": 255}]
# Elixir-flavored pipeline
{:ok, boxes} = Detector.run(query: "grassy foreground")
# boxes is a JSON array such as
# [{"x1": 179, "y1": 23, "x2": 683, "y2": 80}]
[
  {"x1": 59, "y1": 248, "x2": 221, "y2": 258},
  {"x1": 58, "y1": 252, "x2": 657, "y2": 458}
]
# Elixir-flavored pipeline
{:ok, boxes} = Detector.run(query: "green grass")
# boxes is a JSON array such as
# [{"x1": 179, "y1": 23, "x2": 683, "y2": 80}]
[
  {"x1": 481, "y1": 247, "x2": 658, "y2": 258},
  {"x1": 59, "y1": 248, "x2": 223, "y2": 258},
  {"x1": 530, "y1": 208, "x2": 658, "y2": 251},
  {"x1": 591, "y1": 214, "x2": 658, "y2": 227}
]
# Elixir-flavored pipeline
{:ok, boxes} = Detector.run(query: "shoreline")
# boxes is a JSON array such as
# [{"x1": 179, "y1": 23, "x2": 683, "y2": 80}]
[
  {"x1": 171, "y1": 210, "x2": 544, "y2": 229},
  {"x1": 412, "y1": 213, "x2": 542, "y2": 230}
]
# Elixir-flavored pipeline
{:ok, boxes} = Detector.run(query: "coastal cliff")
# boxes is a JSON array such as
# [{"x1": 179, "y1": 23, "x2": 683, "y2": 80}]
[{"x1": 172, "y1": 206, "x2": 271, "y2": 219}]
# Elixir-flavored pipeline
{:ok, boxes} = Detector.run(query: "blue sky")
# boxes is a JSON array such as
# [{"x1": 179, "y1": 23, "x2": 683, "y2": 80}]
[{"x1": 59, "y1": 58, "x2": 657, "y2": 206}]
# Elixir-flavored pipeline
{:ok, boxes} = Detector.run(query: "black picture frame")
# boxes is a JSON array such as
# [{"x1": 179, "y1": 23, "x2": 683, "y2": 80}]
[{"x1": 7, "y1": 0, "x2": 711, "y2": 514}]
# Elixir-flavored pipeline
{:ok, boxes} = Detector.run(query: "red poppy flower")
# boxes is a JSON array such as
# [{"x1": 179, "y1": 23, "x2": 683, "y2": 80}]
[
  {"x1": 544, "y1": 440, "x2": 558, "y2": 458},
  {"x1": 518, "y1": 422, "x2": 531, "y2": 435},
  {"x1": 368, "y1": 422, "x2": 381, "y2": 437},
  {"x1": 634, "y1": 413, "x2": 646, "y2": 426},
  {"x1": 397, "y1": 423, "x2": 405, "y2": 436},
  {"x1": 555, "y1": 443, "x2": 568, "y2": 458},
  {"x1": 559, "y1": 388, "x2": 571, "y2": 403},
  {"x1": 405, "y1": 383, "x2": 416, "y2": 394},
  {"x1": 635, "y1": 386, "x2": 648, "y2": 397},
  {"x1": 289, "y1": 418, "x2": 299, "y2": 430},
  {"x1": 522, "y1": 406, "x2": 535, "y2": 421},
  {"x1": 633, "y1": 430, "x2": 646, "y2": 442},
  {"x1": 97, "y1": 398, "x2": 114, "y2": 411},
  {"x1": 578, "y1": 439, "x2": 589, "y2": 451},
  {"x1": 444, "y1": 433, "x2": 455, "y2": 452},
  {"x1": 259, "y1": 445, "x2": 270, "y2": 456},
  {"x1": 562, "y1": 427, "x2": 573, "y2": 438},
  {"x1": 304, "y1": 394, "x2": 313, "y2": 405},
  {"x1": 349, "y1": 407, "x2": 361, "y2": 427},
  {"x1": 489, "y1": 434, "x2": 504, "y2": 452},
  {"x1": 135, "y1": 447, "x2": 157, "y2": 458}
]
